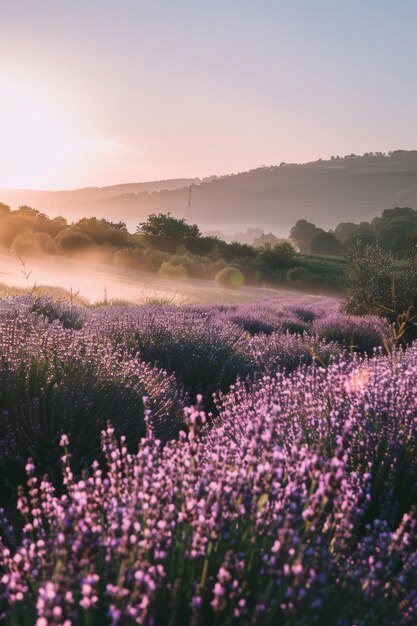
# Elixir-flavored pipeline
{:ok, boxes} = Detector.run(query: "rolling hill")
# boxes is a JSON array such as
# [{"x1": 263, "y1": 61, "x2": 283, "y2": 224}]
[{"x1": 2, "y1": 151, "x2": 417, "y2": 235}]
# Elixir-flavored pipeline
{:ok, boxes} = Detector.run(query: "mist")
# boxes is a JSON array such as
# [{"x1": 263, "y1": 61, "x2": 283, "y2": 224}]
[{"x1": 0, "y1": 247, "x2": 285, "y2": 305}]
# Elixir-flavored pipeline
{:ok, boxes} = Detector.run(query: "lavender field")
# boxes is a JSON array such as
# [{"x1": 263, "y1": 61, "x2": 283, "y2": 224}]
[{"x1": 0, "y1": 295, "x2": 416, "y2": 625}]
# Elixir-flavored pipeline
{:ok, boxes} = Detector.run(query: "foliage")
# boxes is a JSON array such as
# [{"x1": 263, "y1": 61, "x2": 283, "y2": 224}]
[
  {"x1": 108, "y1": 309, "x2": 255, "y2": 403},
  {"x1": 0, "y1": 204, "x2": 348, "y2": 293},
  {"x1": 312, "y1": 312, "x2": 388, "y2": 353},
  {"x1": 54, "y1": 229, "x2": 95, "y2": 256},
  {"x1": 114, "y1": 247, "x2": 151, "y2": 271},
  {"x1": 12, "y1": 232, "x2": 55, "y2": 258},
  {"x1": 215, "y1": 266, "x2": 245, "y2": 289},
  {"x1": 157, "y1": 261, "x2": 188, "y2": 280},
  {"x1": 309, "y1": 231, "x2": 342, "y2": 256},
  {"x1": 2, "y1": 338, "x2": 417, "y2": 623},
  {"x1": 252, "y1": 232, "x2": 286, "y2": 247},
  {"x1": 287, "y1": 266, "x2": 313, "y2": 284},
  {"x1": 31, "y1": 295, "x2": 85, "y2": 330},
  {"x1": 138, "y1": 213, "x2": 200, "y2": 252},
  {"x1": 0, "y1": 305, "x2": 183, "y2": 495},
  {"x1": 257, "y1": 241, "x2": 296, "y2": 270},
  {"x1": 75, "y1": 217, "x2": 129, "y2": 247},
  {"x1": 344, "y1": 244, "x2": 396, "y2": 316},
  {"x1": 289, "y1": 219, "x2": 322, "y2": 253},
  {"x1": 296, "y1": 206, "x2": 417, "y2": 257},
  {"x1": 1, "y1": 296, "x2": 416, "y2": 623}
]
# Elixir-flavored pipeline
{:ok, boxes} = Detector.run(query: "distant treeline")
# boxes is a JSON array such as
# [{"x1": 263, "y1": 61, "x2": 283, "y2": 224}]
[
  {"x1": 4, "y1": 202, "x2": 417, "y2": 293},
  {"x1": 290, "y1": 206, "x2": 417, "y2": 256},
  {"x1": 0, "y1": 202, "x2": 347, "y2": 293}
]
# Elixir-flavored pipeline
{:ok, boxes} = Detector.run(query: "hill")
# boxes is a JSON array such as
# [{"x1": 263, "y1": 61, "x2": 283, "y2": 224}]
[{"x1": 2, "y1": 151, "x2": 417, "y2": 234}]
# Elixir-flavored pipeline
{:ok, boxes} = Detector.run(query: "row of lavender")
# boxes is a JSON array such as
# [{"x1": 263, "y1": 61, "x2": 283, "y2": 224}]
[{"x1": 1, "y1": 295, "x2": 416, "y2": 624}]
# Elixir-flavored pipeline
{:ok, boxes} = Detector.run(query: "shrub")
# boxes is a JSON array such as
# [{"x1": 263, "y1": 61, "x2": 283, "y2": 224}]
[
  {"x1": 158, "y1": 261, "x2": 187, "y2": 280},
  {"x1": 291, "y1": 306, "x2": 317, "y2": 323},
  {"x1": 108, "y1": 311, "x2": 255, "y2": 404},
  {"x1": 55, "y1": 229, "x2": 95, "y2": 256},
  {"x1": 114, "y1": 247, "x2": 151, "y2": 271},
  {"x1": 3, "y1": 344, "x2": 417, "y2": 626},
  {"x1": 0, "y1": 312, "x2": 183, "y2": 494},
  {"x1": 219, "y1": 308, "x2": 281, "y2": 335},
  {"x1": 313, "y1": 313, "x2": 387, "y2": 353},
  {"x1": 31, "y1": 295, "x2": 85, "y2": 329},
  {"x1": 0, "y1": 298, "x2": 417, "y2": 624},
  {"x1": 143, "y1": 248, "x2": 170, "y2": 271},
  {"x1": 215, "y1": 266, "x2": 244, "y2": 289},
  {"x1": 344, "y1": 244, "x2": 394, "y2": 316},
  {"x1": 257, "y1": 241, "x2": 296, "y2": 270},
  {"x1": 286, "y1": 266, "x2": 313, "y2": 285},
  {"x1": 248, "y1": 331, "x2": 339, "y2": 372},
  {"x1": 12, "y1": 232, "x2": 55, "y2": 257},
  {"x1": 169, "y1": 253, "x2": 218, "y2": 280}
]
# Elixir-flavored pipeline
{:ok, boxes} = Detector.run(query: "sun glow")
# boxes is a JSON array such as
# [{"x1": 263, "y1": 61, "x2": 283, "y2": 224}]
[
  {"x1": 0, "y1": 76, "x2": 129, "y2": 190},
  {"x1": 0, "y1": 76, "x2": 78, "y2": 189}
]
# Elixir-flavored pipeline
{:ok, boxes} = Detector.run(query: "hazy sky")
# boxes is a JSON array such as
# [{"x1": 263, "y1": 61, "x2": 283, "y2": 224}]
[{"x1": 1, "y1": 0, "x2": 417, "y2": 189}]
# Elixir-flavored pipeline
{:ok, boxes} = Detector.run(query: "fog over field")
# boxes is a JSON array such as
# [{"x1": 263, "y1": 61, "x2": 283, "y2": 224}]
[{"x1": 0, "y1": 247, "x2": 341, "y2": 308}]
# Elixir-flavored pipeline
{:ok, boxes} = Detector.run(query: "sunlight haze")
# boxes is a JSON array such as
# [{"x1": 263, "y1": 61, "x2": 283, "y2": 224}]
[{"x1": 1, "y1": 0, "x2": 417, "y2": 189}]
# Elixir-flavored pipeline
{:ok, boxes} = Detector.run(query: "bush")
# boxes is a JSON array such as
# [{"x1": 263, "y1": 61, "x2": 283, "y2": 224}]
[
  {"x1": 287, "y1": 266, "x2": 313, "y2": 284},
  {"x1": 291, "y1": 306, "x2": 317, "y2": 323},
  {"x1": 169, "y1": 253, "x2": 217, "y2": 280},
  {"x1": 114, "y1": 247, "x2": 151, "y2": 271},
  {"x1": 143, "y1": 248, "x2": 170, "y2": 271},
  {"x1": 31, "y1": 295, "x2": 85, "y2": 330},
  {"x1": 12, "y1": 232, "x2": 55, "y2": 258},
  {"x1": 1, "y1": 298, "x2": 417, "y2": 625},
  {"x1": 313, "y1": 313, "x2": 387, "y2": 353},
  {"x1": 248, "y1": 331, "x2": 339, "y2": 372},
  {"x1": 112, "y1": 311, "x2": 255, "y2": 404},
  {"x1": 55, "y1": 229, "x2": 95, "y2": 256},
  {"x1": 215, "y1": 266, "x2": 244, "y2": 289},
  {"x1": 257, "y1": 241, "x2": 296, "y2": 270},
  {"x1": 0, "y1": 312, "x2": 183, "y2": 494},
  {"x1": 158, "y1": 261, "x2": 188, "y2": 280},
  {"x1": 344, "y1": 244, "x2": 395, "y2": 316},
  {"x1": 3, "y1": 343, "x2": 417, "y2": 624}
]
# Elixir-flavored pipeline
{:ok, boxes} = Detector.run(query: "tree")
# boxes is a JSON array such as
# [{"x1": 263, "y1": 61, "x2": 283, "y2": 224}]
[
  {"x1": 138, "y1": 213, "x2": 200, "y2": 252},
  {"x1": 344, "y1": 232, "x2": 377, "y2": 252},
  {"x1": 334, "y1": 222, "x2": 362, "y2": 244},
  {"x1": 289, "y1": 220, "x2": 321, "y2": 253},
  {"x1": 370, "y1": 208, "x2": 417, "y2": 255},
  {"x1": 309, "y1": 231, "x2": 342, "y2": 256},
  {"x1": 227, "y1": 241, "x2": 257, "y2": 260},
  {"x1": 253, "y1": 232, "x2": 284, "y2": 247},
  {"x1": 377, "y1": 223, "x2": 412, "y2": 256},
  {"x1": 16, "y1": 205, "x2": 40, "y2": 219},
  {"x1": 258, "y1": 242, "x2": 295, "y2": 270}
]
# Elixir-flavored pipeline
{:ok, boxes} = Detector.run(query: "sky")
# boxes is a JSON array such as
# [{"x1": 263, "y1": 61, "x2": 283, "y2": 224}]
[{"x1": 1, "y1": 0, "x2": 417, "y2": 190}]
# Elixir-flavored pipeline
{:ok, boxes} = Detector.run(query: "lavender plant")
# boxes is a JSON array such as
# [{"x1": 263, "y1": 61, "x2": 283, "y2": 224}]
[
  {"x1": 0, "y1": 308, "x2": 183, "y2": 496},
  {"x1": 0, "y1": 295, "x2": 415, "y2": 625},
  {"x1": 1, "y1": 379, "x2": 416, "y2": 625}
]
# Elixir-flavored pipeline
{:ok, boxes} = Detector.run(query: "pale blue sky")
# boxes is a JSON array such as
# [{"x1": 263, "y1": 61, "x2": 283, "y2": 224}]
[{"x1": 1, "y1": 1, "x2": 417, "y2": 188}]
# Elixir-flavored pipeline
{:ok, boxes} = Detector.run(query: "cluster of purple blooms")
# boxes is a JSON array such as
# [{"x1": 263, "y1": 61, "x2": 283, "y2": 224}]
[{"x1": 1, "y1": 294, "x2": 415, "y2": 625}]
